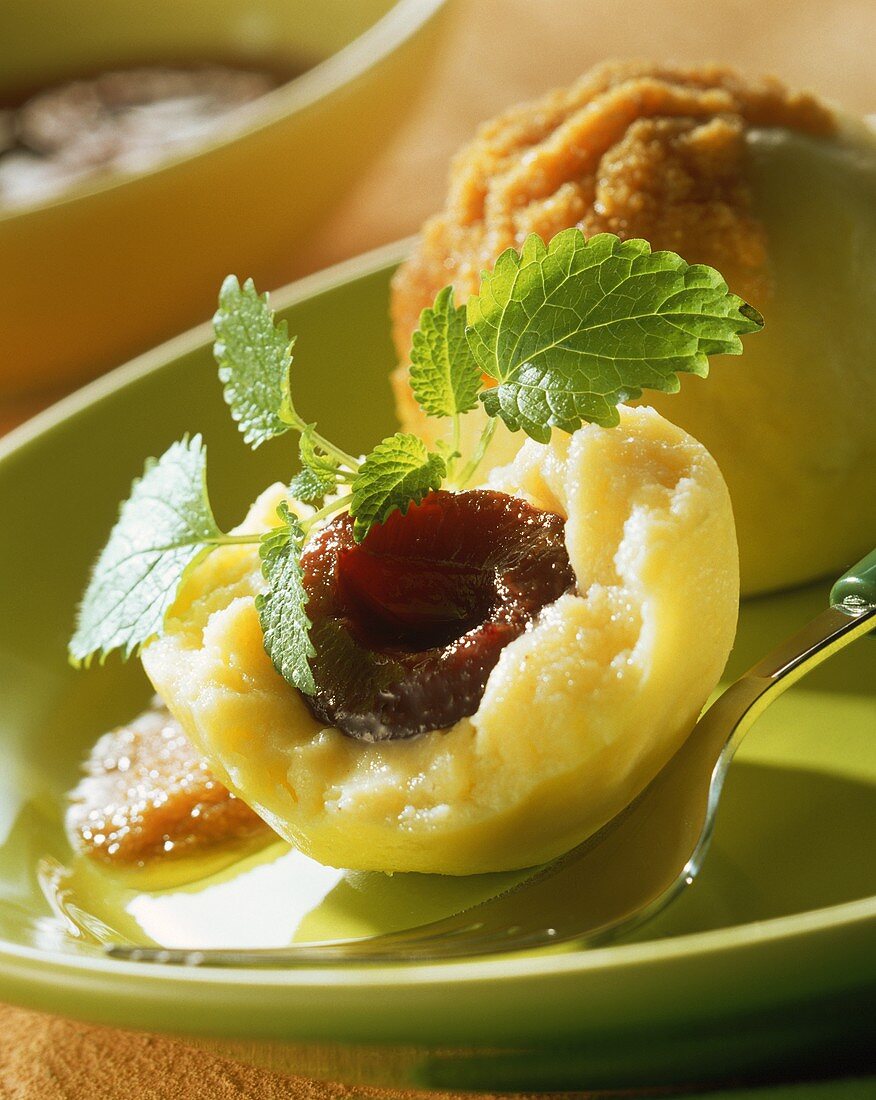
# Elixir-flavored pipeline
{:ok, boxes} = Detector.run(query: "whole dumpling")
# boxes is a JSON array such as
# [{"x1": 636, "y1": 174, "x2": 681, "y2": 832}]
[
  {"x1": 142, "y1": 406, "x2": 738, "y2": 875},
  {"x1": 391, "y1": 61, "x2": 876, "y2": 596}
]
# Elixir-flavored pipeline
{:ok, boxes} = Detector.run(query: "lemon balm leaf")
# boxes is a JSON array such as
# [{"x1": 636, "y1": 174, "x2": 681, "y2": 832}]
[
  {"x1": 288, "y1": 425, "x2": 343, "y2": 504},
  {"x1": 288, "y1": 466, "x2": 337, "y2": 505},
  {"x1": 410, "y1": 286, "x2": 482, "y2": 418},
  {"x1": 257, "y1": 503, "x2": 316, "y2": 695},
  {"x1": 213, "y1": 275, "x2": 300, "y2": 448},
  {"x1": 300, "y1": 424, "x2": 342, "y2": 479},
  {"x1": 350, "y1": 433, "x2": 446, "y2": 541},
  {"x1": 467, "y1": 230, "x2": 764, "y2": 439},
  {"x1": 69, "y1": 435, "x2": 222, "y2": 665},
  {"x1": 71, "y1": 237, "x2": 763, "y2": 691},
  {"x1": 212, "y1": 279, "x2": 361, "y2": 479}
]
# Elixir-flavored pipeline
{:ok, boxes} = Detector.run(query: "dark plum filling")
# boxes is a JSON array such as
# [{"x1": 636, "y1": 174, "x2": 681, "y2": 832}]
[{"x1": 299, "y1": 490, "x2": 575, "y2": 741}]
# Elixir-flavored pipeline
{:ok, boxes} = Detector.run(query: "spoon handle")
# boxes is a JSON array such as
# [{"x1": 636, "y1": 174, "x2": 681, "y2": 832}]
[
  {"x1": 830, "y1": 546, "x2": 876, "y2": 627},
  {"x1": 751, "y1": 546, "x2": 876, "y2": 683},
  {"x1": 715, "y1": 547, "x2": 876, "y2": 768},
  {"x1": 656, "y1": 548, "x2": 876, "y2": 937}
]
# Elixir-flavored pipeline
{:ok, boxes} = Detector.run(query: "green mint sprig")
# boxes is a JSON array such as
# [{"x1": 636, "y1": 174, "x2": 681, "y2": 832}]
[
  {"x1": 214, "y1": 276, "x2": 296, "y2": 448},
  {"x1": 409, "y1": 286, "x2": 482, "y2": 476},
  {"x1": 256, "y1": 502, "x2": 316, "y2": 695},
  {"x1": 70, "y1": 230, "x2": 762, "y2": 695},
  {"x1": 70, "y1": 435, "x2": 223, "y2": 664},
  {"x1": 214, "y1": 276, "x2": 360, "y2": 472},
  {"x1": 409, "y1": 286, "x2": 481, "y2": 419},
  {"x1": 466, "y1": 229, "x2": 764, "y2": 440},
  {"x1": 350, "y1": 433, "x2": 446, "y2": 541},
  {"x1": 287, "y1": 426, "x2": 343, "y2": 505}
]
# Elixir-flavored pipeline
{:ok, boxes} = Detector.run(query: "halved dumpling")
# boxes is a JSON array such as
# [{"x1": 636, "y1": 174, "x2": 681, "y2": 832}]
[{"x1": 142, "y1": 406, "x2": 738, "y2": 875}]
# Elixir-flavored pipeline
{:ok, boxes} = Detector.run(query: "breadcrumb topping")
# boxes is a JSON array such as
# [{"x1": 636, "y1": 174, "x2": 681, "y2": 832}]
[{"x1": 391, "y1": 60, "x2": 835, "y2": 356}]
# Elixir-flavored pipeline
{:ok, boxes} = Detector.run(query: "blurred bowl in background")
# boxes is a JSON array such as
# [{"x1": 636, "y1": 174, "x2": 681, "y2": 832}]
[{"x1": 0, "y1": 0, "x2": 449, "y2": 402}]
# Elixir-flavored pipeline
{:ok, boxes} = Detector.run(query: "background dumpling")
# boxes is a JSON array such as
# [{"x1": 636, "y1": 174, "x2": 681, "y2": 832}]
[{"x1": 390, "y1": 62, "x2": 876, "y2": 595}]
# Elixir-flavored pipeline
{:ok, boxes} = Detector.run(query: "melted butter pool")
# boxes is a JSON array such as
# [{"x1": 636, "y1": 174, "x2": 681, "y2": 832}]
[
  {"x1": 34, "y1": 753, "x2": 876, "y2": 954},
  {"x1": 41, "y1": 841, "x2": 532, "y2": 949}
]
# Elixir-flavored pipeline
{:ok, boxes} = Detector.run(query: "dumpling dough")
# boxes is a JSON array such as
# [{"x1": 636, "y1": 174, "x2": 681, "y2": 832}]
[{"x1": 142, "y1": 407, "x2": 738, "y2": 875}]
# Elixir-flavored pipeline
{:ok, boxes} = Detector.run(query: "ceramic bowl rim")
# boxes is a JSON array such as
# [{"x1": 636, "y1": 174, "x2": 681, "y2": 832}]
[{"x1": 0, "y1": 0, "x2": 448, "y2": 225}]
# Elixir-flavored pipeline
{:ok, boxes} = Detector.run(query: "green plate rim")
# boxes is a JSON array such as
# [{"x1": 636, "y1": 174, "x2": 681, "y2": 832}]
[{"x1": 1, "y1": 237, "x2": 874, "y2": 1000}]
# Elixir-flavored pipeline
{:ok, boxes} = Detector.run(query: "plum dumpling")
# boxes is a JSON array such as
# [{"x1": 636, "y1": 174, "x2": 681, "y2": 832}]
[
  {"x1": 142, "y1": 406, "x2": 738, "y2": 875},
  {"x1": 71, "y1": 233, "x2": 756, "y2": 876}
]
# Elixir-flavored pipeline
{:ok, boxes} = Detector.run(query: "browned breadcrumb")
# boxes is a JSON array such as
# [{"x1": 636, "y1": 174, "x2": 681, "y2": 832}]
[
  {"x1": 390, "y1": 60, "x2": 835, "y2": 391},
  {"x1": 66, "y1": 702, "x2": 273, "y2": 867}
]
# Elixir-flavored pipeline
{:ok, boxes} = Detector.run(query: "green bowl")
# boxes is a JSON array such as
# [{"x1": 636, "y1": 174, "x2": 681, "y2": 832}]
[
  {"x1": 0, "y1": 243, "x2": 874, "y2": 1093},
  {"x1": 0, "y1": 0, "x2": 449, "y2": 402}
]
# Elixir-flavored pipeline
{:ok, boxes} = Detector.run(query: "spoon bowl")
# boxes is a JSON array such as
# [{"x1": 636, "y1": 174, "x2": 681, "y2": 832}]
[{"x1": 110, "y1": 548, "x2": 876, "y2": 967}]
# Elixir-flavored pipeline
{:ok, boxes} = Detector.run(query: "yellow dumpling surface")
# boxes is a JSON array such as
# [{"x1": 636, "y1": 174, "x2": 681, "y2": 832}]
[{"x1": 142, "y1": 406, "x2": 738, "y2": 875}]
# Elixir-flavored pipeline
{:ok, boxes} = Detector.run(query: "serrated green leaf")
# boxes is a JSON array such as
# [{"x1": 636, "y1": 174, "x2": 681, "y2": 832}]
[
  {"x1": 467, "y1": 229, "x2": 764, "y2": 439},
  {"x1": 309, "y1": 618, "x2": 403, "y2": 714},
  {"x1": 288, "y1": 466, "x2": 336, "y2": 505},
  {"x1": 288, "y1": 425, "x2": 344, "y2": 504},
  {"x1": 350, "y1": 433, "x2": 446, "y2": 541},
  {"x1": 256, "y1": 502, "x2": 316, "y2": 695},
  {"x1": 409, "y1": 285, "x2": 483, "y2": 418},
  {"x1": 300, "y1": 424, "x2": 342, "y2": 478},
  {"x1": 213, "y1": 275, "x2": 298, "y2": 448},
  {"x1": 69, "y1": 435, "x2": 221, "y2": 665}
]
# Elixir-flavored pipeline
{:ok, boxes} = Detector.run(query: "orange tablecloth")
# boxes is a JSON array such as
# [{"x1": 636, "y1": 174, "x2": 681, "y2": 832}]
[{"x1": 1, "y1": 0, "x2": 873, "y2": 1095}]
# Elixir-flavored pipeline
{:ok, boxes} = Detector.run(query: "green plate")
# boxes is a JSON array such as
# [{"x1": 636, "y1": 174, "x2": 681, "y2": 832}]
[{"x1": 0, "y1": 242, "x2": 874, "y2": 1093}]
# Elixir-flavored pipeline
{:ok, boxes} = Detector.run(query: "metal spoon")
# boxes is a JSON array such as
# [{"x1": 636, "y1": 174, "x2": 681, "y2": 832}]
[{"x1": 109, "y1": 547, "x2": 876, "y2": 967}]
